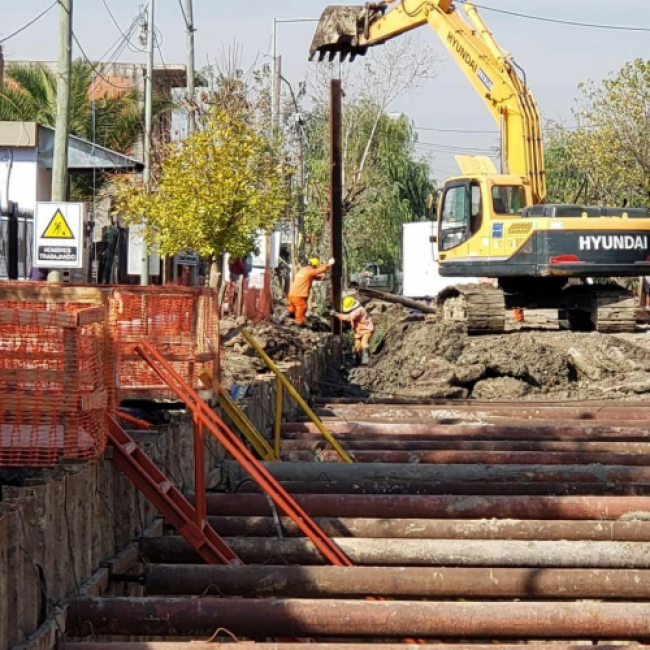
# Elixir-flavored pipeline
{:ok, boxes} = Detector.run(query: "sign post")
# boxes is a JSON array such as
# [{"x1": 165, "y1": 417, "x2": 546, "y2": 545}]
[{"x1": 33, "y1": 202, "x2": 84, "y2": 268}]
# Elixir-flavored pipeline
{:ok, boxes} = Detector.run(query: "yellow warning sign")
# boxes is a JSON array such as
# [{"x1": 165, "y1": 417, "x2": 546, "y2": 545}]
[{"x1": 41, "y1": 209, "x2": 74, "y2": 239}]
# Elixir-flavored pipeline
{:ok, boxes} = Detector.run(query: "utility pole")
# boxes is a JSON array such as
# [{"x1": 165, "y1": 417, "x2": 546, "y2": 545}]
[
  {"x1": 184, "y1": 0, "x2": 196, "y2": 133},
  {"x1": 52, "y1": 0, "x2": 72, "y2": 202},
  {"x1": 329, "y1": 79, "x2": 343, "y2": 336},
  {"x1": 296, "y1": 118, "x2": 305, "y2": 264},
  {"x1": 272, "y1": 55, "x2": 282, "y2": 135},
  {"x1": 141, "y1": 0, "x2": 155, "y2": 286}
]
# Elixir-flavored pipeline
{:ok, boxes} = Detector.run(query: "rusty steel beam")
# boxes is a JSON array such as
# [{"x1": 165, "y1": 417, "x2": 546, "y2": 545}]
[
  {"x1": 140, "y1": 536, "x2": 650, "y2": 567},
  {"x1": 280, "y1": 449, "x2": 650, "y2": 466},
  {"x1": 231, "y1": 480, "x2": 650, "y2": 497},
  {"x1": 281, "y1": 423, "x2": 650, "y2": 441},
  {"x1": 204, "y1": 516, "x2": 650, "y2": 541},
  {"x1": 145, "y1": 564, "x2": 650, "y2": 599},
  {"x1": 223, "y1": 460, "x2": 650, "y2": 485},
  {"x1": 280, "y1": 439, "x2": 650, "y2": 453},
  {"x1": 200, "y1": 493, "x2": 650, "y2": 519},
  {"x1": 67, "y1": 597, "x2": 650, "y2": 637},
  {"x1": 65, "y1": 633, "x2": 650, "y2": 650}
]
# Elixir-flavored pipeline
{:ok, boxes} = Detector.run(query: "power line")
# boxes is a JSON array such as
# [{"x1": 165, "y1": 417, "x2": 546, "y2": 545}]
[
  {"x1": 464, "y1": 1, "x2": 650, "y2": 33},
  {"x1": 414, "y1": 124, "x2": 591, "y2": 135},
  {"x1": 177, "y1": 0, "x2": 190, "y2": 30},
  {"x1": 100, "y1": 0, "x2": 145, "y2": 53},
  {"x1": 416, "y1": 126, "x2": 498, "y2": 134},
  {"x1": 0, "y1": 1, "x2": 58, "y2": 45}
]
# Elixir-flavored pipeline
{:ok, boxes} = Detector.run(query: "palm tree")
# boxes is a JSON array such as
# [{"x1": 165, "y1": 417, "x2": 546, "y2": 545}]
[{"x1": 0, "y1": 59, "x2": 146, "y2": 154}]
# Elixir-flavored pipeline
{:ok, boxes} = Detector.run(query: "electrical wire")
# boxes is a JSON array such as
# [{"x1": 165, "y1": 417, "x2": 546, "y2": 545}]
[
  {"x1": 177, "y1": 0, "x2": 191, "y2": 30},
  {"x1": 461, "y1": 1, "x2": 650, "y2": 33},
  {"x1": 100, "y1": 0, "x2": 146, "y2": 53},
  {"x1": 416, "y1": 126, "x2": 498, "y2": 134},
  {"x1": 0, "y1": 1, "x2": 58, "y2": 45}
]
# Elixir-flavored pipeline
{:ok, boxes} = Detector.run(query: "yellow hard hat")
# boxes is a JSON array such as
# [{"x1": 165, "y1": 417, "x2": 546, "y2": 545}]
[
  {"x1": 342, "y1": 296, "x2": 359, "y2": 313},
  {"x1": 308, "y1": 257, "x2": 320, "y2": 267}
]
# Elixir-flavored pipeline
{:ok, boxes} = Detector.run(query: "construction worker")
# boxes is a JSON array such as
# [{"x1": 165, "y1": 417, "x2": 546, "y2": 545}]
[
  {"x1": 334, "y1": 296, "x2": 374, "y2": 365},
  {"x1": 280, "y1": 257, "x2": 335, "y2": 326}
]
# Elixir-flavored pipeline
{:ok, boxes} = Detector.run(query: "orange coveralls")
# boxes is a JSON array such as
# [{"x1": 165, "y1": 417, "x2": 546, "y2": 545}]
[{"x1": 288, "y1": 264, "x2": 330, "y2": 324}]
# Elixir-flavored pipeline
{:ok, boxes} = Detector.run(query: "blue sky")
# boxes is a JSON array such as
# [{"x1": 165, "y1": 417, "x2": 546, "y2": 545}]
[{"x1": 2, "y1": 0, "x2": 650, "y2": 179}]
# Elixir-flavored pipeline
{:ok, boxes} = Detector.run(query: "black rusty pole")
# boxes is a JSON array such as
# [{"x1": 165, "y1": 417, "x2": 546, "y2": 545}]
[
  {"x1": 227, "y1": 479, "x2": 650, "y2": 497},
  {"x1": 5, "y1": 201, "x2": 18, "y2": 280},
  {"x1": 64, "y1": 645, "x2": 643, "y2": 650},
  {"x1": 221, "y1": 459, "x2": 650, "y2": 485},
  {"x1": 140, "y1": 536, "x2": 650, "y2": 568},
  {"x1": 67, "y1": 597, "x2": 650, "y2": 638},
  {"x1": 145, "y1": 564, "x2": 650, "y2": 599},
  {"x1": 329, "y1": 78, "x2": 343, "y2": 335},
  {"x1": 196, "y1": 493, "x2": 650, "y2": 519}
]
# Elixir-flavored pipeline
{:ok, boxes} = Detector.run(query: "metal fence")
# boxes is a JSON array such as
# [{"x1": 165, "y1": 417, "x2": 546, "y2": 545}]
[{"x1": 0, "y1": 206, "x2": 34, "y2": 280}]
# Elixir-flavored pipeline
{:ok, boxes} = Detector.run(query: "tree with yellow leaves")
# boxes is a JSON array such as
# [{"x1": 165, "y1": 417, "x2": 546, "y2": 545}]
[{"x1": 114, "y1": 107, "x2": 287, "y2": 283}]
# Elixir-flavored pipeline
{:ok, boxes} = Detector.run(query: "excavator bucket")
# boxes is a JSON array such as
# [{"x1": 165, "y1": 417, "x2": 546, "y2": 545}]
[{"x1": 309, "y1": 4, "x2": 386, "y2": 62}]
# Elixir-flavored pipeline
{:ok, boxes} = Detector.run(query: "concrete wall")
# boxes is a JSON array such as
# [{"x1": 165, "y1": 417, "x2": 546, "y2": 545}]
[{"x1": 0, "y1": 337, "x2": 340, "y2": 650}]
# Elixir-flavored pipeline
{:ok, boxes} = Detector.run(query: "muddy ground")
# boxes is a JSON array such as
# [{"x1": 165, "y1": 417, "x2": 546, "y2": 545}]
[
  {"x1": 220, "y1": 305, "x2": 650, "y2": 401},
  {"x1": 344, "y1": 311, "x2": 650, "y2": 400},
  {"x1": 220, "y1": 317, "x2": 331, "y2": 387}
]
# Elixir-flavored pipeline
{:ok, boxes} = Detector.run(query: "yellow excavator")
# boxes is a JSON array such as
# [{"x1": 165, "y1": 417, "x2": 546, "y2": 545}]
[{"x1": 310, "y1": 0, "x2": 650, "y2": 333}]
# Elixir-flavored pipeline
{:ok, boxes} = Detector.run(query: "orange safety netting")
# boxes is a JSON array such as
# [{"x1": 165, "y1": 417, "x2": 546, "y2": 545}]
[
  {"x1": 108, "y1": 286, "x2": 220, "y2": 401},
  {"x1": 241, "y1": 273, "x2": 273, "y2": 324},
  {"x1": 0, "y1": 302, "x2": 108, "y2": 467}
]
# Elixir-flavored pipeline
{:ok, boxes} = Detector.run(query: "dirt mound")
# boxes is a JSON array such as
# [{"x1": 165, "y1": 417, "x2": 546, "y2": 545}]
[
  {"x1": 221, "y1": 318, "x2": 329, "y2": 386},
  {"x1": 346, "y1": 317, "x2": 650, "y2": 400}
]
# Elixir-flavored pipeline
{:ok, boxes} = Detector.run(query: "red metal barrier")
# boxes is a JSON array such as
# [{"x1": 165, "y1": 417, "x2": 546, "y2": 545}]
[{"x1": 135, "y1": 341, "x2": 352, "y2": 567}]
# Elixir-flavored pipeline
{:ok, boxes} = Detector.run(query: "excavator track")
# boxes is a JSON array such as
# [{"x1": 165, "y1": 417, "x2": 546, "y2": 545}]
[
  {"x1": 561, "y1": 285, "x2": 638, "y2": 334},
  {"x1": 437, "y1": 284, "x2": 506, "y2": 334}
]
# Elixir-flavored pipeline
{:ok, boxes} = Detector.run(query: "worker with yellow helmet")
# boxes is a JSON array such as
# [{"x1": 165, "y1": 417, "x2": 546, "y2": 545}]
[
  {"x1": 280, "y1": 256, "x2": 335, "y2": 326},
  {"x1": 334, "y1": 296, "x2": 374, "y2": 365}
]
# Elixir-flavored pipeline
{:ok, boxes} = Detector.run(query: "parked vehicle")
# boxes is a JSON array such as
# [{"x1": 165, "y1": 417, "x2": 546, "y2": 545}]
[{"x1": 349, "y1": 262, "x2": 402, "y2": 294}]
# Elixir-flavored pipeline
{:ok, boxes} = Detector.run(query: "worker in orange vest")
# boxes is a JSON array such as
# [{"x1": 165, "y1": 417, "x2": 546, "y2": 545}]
[{"x1": 278, "y1": 257, "x2": 335, "y2": 325}]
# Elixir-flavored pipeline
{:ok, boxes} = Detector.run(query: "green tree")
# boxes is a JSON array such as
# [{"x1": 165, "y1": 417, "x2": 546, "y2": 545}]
[
  {"x1": 551, "y1": 59, "x2": 650, "y2": 207},
  {"x1": 544, "y1": 127, "x2": 586, "y2": 204},
  {"x1": 0, "y1": 60, "x2": 144, "y2": 153},
  {"x1": 304, "y1": 99, "x2": 435, "y2": 276},
  {"x1": 113, "y1": 108, "x2": 288, "y2": 284}
]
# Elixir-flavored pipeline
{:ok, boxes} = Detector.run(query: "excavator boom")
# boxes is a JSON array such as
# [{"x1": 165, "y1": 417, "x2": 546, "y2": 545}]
[{"x1": 310, "y1": 0, "x2": 546, "y2": 204}]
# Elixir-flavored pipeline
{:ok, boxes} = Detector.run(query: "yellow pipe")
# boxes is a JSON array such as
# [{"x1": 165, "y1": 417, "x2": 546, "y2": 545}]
[
  {"x1": 241, "y1": 328, "x2": 353, "y2": 463},
  {"x1": 217, "y1": 385, "x2": 279, "y2": 462},
  {"x1": 274, "y1": 376, "x2": 283, "y2": 458}
]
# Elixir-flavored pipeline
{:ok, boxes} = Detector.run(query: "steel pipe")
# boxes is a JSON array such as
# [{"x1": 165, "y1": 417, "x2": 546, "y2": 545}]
[
  {"x1": 280, "y1": 449, "x2": 650, "y2": 466},
  {"x1": 64, "y1": 645, "x2": 645, "y2": 650},
  {"x1": 146, "y1": 564, "x2": 650, "y2": 599},
  {"x1": 280, "y1": 439, "x2": 650, "y2": 453},
  {"x1": 201, "y1": 493, "x2": 650, "y2": 519},
  {"x1": 313, "y1": 402, "x2": 650, "y2": 420},
  {"x1": 313, "y1": 397, "x2": 650, "y2": 408},
  {"x1": 223, "y1": 460, "x2": 650, "y2": 485},
  {"x1": 232, "y1": 480, "x2": 650, "y2": 496},
  {"x1": 141, "y1": 536, "x2": 650, "y2": 567},
  {"x1": 282, "y1": 423, "x2": 650, "y2": 441},
  {"x1": 205, "y1": 516, "x2": 650, "y2": 541},
  {"x1": 67, "y1": 597, "x2": 650, "y2": 637}
]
